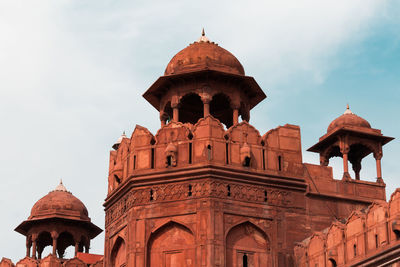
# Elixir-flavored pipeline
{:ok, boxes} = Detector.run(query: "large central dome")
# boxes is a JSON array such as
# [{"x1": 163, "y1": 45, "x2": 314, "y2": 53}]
[{"x1": 164, "y1": 31, "x2": 245, "y2": 76}]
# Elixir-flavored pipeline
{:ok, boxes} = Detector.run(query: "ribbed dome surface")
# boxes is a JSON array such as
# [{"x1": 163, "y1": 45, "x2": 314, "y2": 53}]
[
  {"x1": 327, "y1": 108, "x2": 371, "y2": 133},
  {"x1": 29, "y1": 189, "x2": 89, "y2": 221},
  {"x1": 164, "y1": 41, "x2": 244, "y2": 76}
]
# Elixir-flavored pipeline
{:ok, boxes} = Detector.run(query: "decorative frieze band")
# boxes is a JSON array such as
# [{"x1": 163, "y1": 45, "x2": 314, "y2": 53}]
[{"x1": 105, "y1": 180, "x2": 292, "y2": 226}]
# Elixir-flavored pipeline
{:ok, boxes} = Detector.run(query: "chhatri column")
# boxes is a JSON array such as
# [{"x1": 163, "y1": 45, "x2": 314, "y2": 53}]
[
  {"x1": 75, "y1": 241, "x2": 79, "y2": 256},
  {"x1": 341, "y1": 145, "x2": 351, "y2": 180},
  {"x1": 51, "y1": 232, "x2": 59, "y2": 256},
  {"x1": 160, "y1": 111, "x2": 168, "y2": 127},
  {"x1": 171, "y1": 102, "x2": 180, "y2": 122},
  {"x1": 201, "y1": 94, "x2": 211, "y2": 117},
  {"x1": 31, "y1": 234, "x2": 38, "y2": 259},
  {"x1": 26, "y1": 237, "x2": 32, "y2": 258},
  {"x1": 374, "y1": 150, "x2": 383, "y2": 183},
  {"x1": 232, "y1": 102, "x2": 240, "y2": 125},
  {"x1": 352, "y1": 159, "x2": 361, "y2": 180}
]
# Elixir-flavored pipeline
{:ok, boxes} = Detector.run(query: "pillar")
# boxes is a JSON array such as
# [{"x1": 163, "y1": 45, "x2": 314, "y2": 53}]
[
  {"x1": 26, "y1": 237, "x2": 31, "y2": 258},
  {"x1": 233, "y1": 108, "x2": 239, "y2": 125},
  {"x1": 31, "y1": 235, "x2": 37, "y2": 259},
  {"x1": 374, "y1": 151, "x2": 383, "y2": 183},
  {"x1": 171, "y1": 102, "x2": 179, "y2": 122},
  {"x1": 201, "y1": 94, "x2": 211, "y2": 117},
  {"x1": 341, "y1": 144, "x2": 351, "y2": 180},
  {"x1": 51, "y1": 232, "x2": 58, "y2": 256},
  {"x1": 75, "y1": 242, "x2": 79, "y2": 256},
  {"x1": 351, "y1": 159, "x2": 361, "y2": 180},
  {"x1": 160, "y1": 111, "x2": 168, "y2": 127}
]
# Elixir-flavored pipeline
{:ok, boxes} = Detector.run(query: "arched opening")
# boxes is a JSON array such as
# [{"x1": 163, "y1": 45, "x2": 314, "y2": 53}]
[
  {"x1": 226, "y1": 222, "x2": 269, "y2": 267},
  {"x1": 349, "y1": 143, "x2": 374, "y2": 180},
  {"x1": 36, "y1": 231, "x2": 52, "y2": 259},
  {"x1": 179, "y1": 93, "x2": 203, "y2": 124},
  {"x1": 57, "y1": 231, "x2": 75, "y2": 259},
  {"x1": 111, "y1": 237, "x2": 126, "y2": 267},
  {"x1": 163, "y1": 101, "x2": 173, "y2": 124},
  {"x1": 210, "y1": 93, "x2": 233, "y2": 128},
  {"x1": 147, "y1": 221, "x2": 195, "y2": 267},
  {"x1": 328, "y1": 258, "x2": 337, "y2": 267}
]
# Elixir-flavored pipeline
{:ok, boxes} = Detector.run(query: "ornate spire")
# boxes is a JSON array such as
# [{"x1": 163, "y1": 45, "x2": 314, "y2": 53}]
[
  {"x1": 55, "y1": 179, "x2": 67, "y2": 192},
  {"x1": 197, "y1": 28, "x2": 210, "y2": 43},
  {"x1": 344, "y1": 103, "x2": 353, "y2": 115}
]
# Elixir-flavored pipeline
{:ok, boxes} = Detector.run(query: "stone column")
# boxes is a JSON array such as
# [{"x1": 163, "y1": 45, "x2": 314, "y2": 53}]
[
  {"x1": 31, "y1": 234, "x2": 38, "y2": 259},
  {"x1": 51, "y1": 232, "x2": 58, "y2": 256},
  {"x1": 26, "y1": 237, "x2": 31, "y2": 257},
  {"x1": 75, "y1": 242, "x2": 79, "y2": 256},
  {"x1": 341, "y1": 145, "x2": 351, "y2": 181},
  {"x1": 160, "y1": 111, "x2": 168, "y2": 127},
  {"x1": 171, "y1": 102, "x2": 179, "y2": 122},
  {"x1": 374, "y1": 150, "x2": 383, "y2": 183},
  {"x1": 202, "y1": 94, "x2": 211, "y2": 117},
  {"x1": 351, "y1": 159, "x2": 361, "y2": 180}
]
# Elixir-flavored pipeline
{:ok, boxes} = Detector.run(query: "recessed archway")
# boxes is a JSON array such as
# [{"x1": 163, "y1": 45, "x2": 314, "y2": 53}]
[
  {"x1": 147, "y1": 221, "x2": 195, "y2": 267},
  {"x1": 226, "y1": 221, "x2": 270, "y2": 267},
  {"x1": 111, "y1": 237, "x2": 126, "y2": 267}
]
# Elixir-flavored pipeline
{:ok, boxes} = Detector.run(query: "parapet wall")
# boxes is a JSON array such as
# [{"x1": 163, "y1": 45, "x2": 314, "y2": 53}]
[{"x1": 294, "y1": 188, "x2": 400, "y2": 266}]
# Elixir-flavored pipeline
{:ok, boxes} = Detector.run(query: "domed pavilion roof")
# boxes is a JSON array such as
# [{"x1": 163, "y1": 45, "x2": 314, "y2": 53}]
[
  {"x1": 164, "y1": 30, "x2": 244, "y2": 76},
  {"x1": 29, "y1": 180, "x2": 89, "y2": 221},
  {"x1": 327, "y1": 105, "x2": 371, "y2": 133}
]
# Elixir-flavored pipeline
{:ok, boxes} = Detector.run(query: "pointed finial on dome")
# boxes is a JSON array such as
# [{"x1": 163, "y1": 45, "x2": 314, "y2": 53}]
[
  {"x1": 344, "y1": 103, "x2": 353, "y2": 115},
  {"x1": 197, "y1": 28, "x2": 210, "y2": 43},
  {"x1": 55, "y1": 179, "x2": 67, "y2": 192}
]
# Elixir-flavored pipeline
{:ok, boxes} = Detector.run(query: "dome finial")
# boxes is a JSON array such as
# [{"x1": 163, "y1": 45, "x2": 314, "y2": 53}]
[
  {"x1": 197, "y1": 28, "x2": 210, "y2": 43},
  {"x1": 344, "y1": 103, "x2": 353, "y2": 115},
  {"x1": 55, "y1": 179, "x2": 67, "y2": 192}
]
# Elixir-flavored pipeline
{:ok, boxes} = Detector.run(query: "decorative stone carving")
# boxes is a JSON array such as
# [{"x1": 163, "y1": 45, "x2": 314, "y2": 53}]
[{"x1": 165, "y1": 143, "x2": 177, "y2": 167}]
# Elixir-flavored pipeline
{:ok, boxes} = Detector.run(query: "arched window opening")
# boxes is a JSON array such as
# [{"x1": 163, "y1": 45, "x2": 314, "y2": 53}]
[
  {"x1": 114, "y1": 175, "x2": 121, "y2": 185},
  {"x1": 375, "y1": 234, "x2": 379, "y2": 248},
  {"x1": 353, "y1": 244, "x2": 357, "y2": 257},
  {"x1": 189, "y1": 143, "x2": 192, "y2": 164},
  {"x1": 151, "y1": 148, "x2": 155, "y2": 169},
  {"x1": 163, "y1": 102, "x2": 173, "y2": 124},
  {"x1": 244, "y1": 156, "x2": 251, "y2": 167},
  {"x1": 166, "y1": 155, "x2": 172, "y2": 166},
  {"x1": 37, "y1": 231, "x2": 52, "y2": 259},
  {"x1": 57, "y1": 231, "x2": 75, "y2": 259},
  {"x1": 133, "y1": 155, "x2": 136, "y2": 170},
  {"x1": 264, "y1": 190, "x2": 268, "y2": 202},
  {"x1": 262, "y1": 149, "x2": 266, "y2": 170},
  {"x1": 207, "y1": 145, "x2": 212, "y2": 160},
  {"x1": 210, "y1": 93, "x2": 233, "y2": 128},
  {"x1": 328, "y1": 258, "x2": 337, "y2": 267},
  {"x1": 243, "y1": 253, "x2": 248, "y2": 267},
  {"x1": 394, "y1": 230, "x2": 400, "y2": 240},
  {"x1": 227, "y1": 185, "x2": 231, "y2": 197},
  {"x1": 226, "y1": 143, "x2": 229, "y2": 164},
  {"x1": 179, "y1": 93, "x2": 203, "y2": 124},
  {"x1": 278, "y1": 156, "x2": 282, "y2": 171}
]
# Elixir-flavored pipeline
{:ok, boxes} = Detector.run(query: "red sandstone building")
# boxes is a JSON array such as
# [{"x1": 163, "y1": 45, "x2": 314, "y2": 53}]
[{"x1": 1, "y1": 32, "x2": 399, "y2": 267}]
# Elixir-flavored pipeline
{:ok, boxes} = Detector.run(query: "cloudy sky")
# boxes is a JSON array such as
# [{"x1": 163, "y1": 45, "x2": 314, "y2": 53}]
[{"x1": 1, "y1": 0, "x2": 399, "y2": 262}]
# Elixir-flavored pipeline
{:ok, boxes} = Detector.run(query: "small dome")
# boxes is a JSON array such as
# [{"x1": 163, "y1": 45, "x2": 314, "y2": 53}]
[
  {"x1": 165, "y1": 30, "x2": 244, "y2": 76},
  {"x1": 29, "y1": 182, "x2": 89, "y2": 221},
  {"x1": 327, "y1": 105, "x2": 371, "y2": 133},
  {"x1": 112, "y1": 131, "x2": 127, "y2": 150}
]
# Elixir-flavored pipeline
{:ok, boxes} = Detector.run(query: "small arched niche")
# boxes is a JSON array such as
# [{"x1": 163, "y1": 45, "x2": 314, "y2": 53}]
[
  {"x1": 210, "y1": 93, "x2": 233, "y2": 128},
  {"x1": 179, "y1": 93, "x2": 204, "y2": 124}
]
